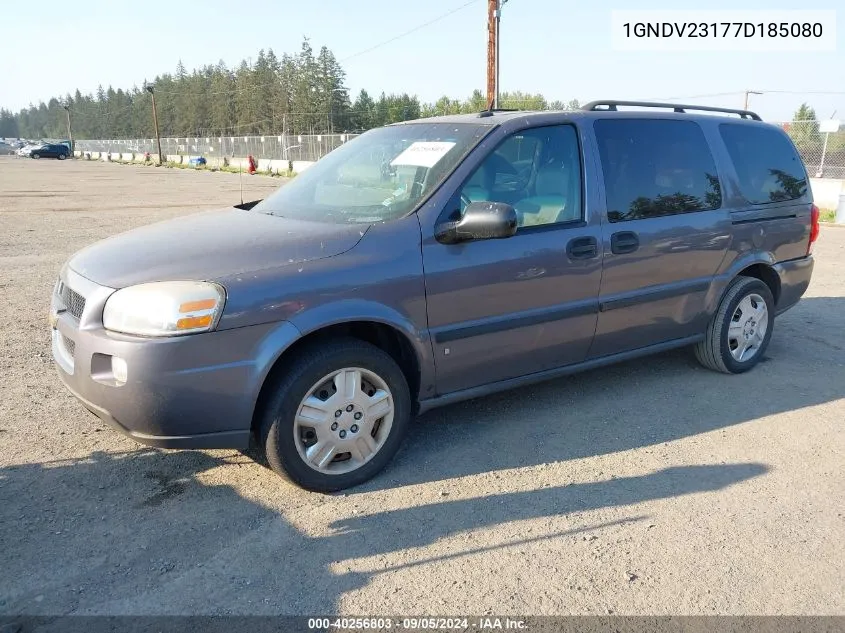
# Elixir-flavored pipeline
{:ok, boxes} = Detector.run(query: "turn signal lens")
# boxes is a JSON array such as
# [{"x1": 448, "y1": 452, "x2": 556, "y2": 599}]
[
  {"x1": 179, "y1": 299, "x2": 218, "y2": 313},
  {"x1": 176, "y1": 315, "x2": 213, "y2": 330}
]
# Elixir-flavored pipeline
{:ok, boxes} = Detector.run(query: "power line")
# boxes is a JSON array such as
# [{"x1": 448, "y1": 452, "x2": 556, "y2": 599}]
[
  {"x1": 758, "y1": 90, "x2": 845, "y2": 96},
  {"x1": 340, "y1": 0, "x2": 483, "y2": 63},
  {"x1": 144, "y1": 0, "x2": 483, "y2": 99},
  {"x1": 639, "y1": 90, "x2": 845, "y2": 101},
  {"x1": 68, "y1": 100, "x2": 145, "y2": 118},
  {"x1": 637, "y1": 91, "x2": 745, "y2": 101}
]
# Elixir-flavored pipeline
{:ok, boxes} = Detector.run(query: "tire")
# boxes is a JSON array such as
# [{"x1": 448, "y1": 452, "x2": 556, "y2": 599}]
[
  {"x1": 57, "y1": 153, "x2": 67, "y2": 160},
  {"x1": 31, "y1": 153, "x2": 40, "y2": 159},
  {"x1": 694, "y1": 276, "x2": 775, "y2": 374},
  {"x1": 259, "y1": 337, "x2": 412, "y2": 492}
]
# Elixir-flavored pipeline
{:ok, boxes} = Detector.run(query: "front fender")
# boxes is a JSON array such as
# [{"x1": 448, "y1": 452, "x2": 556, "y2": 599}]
[
  {"x1": 290, "y1": 299, "x2": 436, "y2": 399},
  {"x1": 248, "y1": 320, "x2": 304, "y2": 405}
]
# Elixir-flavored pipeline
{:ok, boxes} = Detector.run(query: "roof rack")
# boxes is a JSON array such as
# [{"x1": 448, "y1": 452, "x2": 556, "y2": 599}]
[{"x1": 581, "y1": 100, "x2": 762, "y2": 121}]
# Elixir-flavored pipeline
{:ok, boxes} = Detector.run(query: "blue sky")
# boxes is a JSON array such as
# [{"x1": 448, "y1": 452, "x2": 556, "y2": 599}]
[{"x1": 2, "y1": 0, "x2": 842, "y2": 122}]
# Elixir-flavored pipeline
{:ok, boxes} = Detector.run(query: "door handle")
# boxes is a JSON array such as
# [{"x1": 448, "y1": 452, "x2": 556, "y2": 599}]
[
  {"x1": 611, "y1": 231, "x2": 639, "y2": 254},
  {"x1": 567, "y1": 236, "x2": 598, "y2": 260}
]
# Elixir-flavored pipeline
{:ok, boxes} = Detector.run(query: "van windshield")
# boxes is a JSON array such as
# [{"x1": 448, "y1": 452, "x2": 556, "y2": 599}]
[{"x1": 252, "y1": 122, "x2": 491, "y2": 224}]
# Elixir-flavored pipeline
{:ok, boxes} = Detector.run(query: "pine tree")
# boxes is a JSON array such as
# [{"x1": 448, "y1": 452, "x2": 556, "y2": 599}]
[
  {"x1": 0, "y1": 108, "x2": 20, "y2": 137},
  {"x1": 291, "y1": 38, "x2": 317, "y2": 134},
  {"x1": 788, "y1": 103, "x2": 821, "y2": 153},
  {"x1": 461, "y1": 89, "x2": 486, "y2": 113},
  {"x1": 278, "y1": 53, "x2": 297, "y2": 135},
  {"x1": 315, "y1": 46, "x2": 350, "y2": 133},
  {"x1": 352, "y1": 89, "x2": 375, "y2": 131},
  {"x1": 265, "y1": 49, "x2": 287, "y2": 133},
  {"x1": 252, "y1": 50, "x2": 276, "y2": 134},
  {"x1": 235, "y1": 60, "x2": 255, "y2": 134},
  {"x1": 209, "y1": 61, "x2": 236, "y2": 137}
]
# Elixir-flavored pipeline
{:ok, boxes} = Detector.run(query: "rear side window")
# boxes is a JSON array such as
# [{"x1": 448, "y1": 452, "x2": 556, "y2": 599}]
[
  {"x1": 719, "y1": 123, "x2": 808, "y2": 204},
  {"x1": 595, "y1": 119, "x2": 722, "y2": 223}
]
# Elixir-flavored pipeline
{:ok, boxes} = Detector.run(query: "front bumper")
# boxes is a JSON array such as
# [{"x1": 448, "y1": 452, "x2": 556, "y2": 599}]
[
  {"x1": 51, "y1": 267, "x2": 301, "y2": 449},
  {"x1": 54, "y1": 367, "x2": 250, "y2": 449}
]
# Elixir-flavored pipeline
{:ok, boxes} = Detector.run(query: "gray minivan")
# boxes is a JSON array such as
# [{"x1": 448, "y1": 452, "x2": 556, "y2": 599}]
[{"x1": 50, "y1": 101, "x2": 818, "y2": 491}]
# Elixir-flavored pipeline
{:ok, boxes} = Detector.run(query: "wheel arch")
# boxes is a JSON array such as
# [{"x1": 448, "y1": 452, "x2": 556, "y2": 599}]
[
  {"x1": 250, "y1": 313, "x2": 428, "y2": 437},
  {"x1": 706, "y1": 253, "x2": 782, "y2": 316},
  {"x1": 735, "y1": 262, "x2": 781, "y2": 305}
]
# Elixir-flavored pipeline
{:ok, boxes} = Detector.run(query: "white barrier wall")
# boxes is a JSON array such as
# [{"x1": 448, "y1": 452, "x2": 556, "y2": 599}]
[
  {"x1": 810, "y1": 178, "x2": 844, "y2": 210},
  {"x1": 73, "y1": 150, "x2": 316, "y2": 174}
]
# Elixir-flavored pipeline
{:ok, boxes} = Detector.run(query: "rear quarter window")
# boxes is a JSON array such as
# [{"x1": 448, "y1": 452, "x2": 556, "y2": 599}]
[
  {"x1": 594, "y1": 119, "x2": 722, "y2": 223},
  {"x1": 718, "y1": 123, "x2": 808, "y2": 205}
]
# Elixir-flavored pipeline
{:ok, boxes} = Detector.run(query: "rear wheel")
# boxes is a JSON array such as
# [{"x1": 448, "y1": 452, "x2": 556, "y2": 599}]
[
  {"x1": 695, "y1": 276, "x2": 775, "y2": 374},
  {"x1": 259, "y1": 338, "x2": 411, "y2": 492}
]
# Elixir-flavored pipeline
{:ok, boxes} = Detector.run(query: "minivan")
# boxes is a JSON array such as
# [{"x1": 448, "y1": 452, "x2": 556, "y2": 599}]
[{"x1": 50, "y1": 100, "x2": 818, "y2": 491}]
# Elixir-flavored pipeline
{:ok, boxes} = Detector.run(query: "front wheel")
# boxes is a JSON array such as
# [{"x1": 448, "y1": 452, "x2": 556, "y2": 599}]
[
  {"x1": 31, "y1": 153, "x2": 41, "y2": 159},
  {"x1": 695, "y1": 276, "x2": 775, "y2": 374},
  {"x1": 259, "y1": 338, "x2": 412, "y2": 492},
  {"x1": 57, "y1": 153, "x2": 67, "y2": 160}
]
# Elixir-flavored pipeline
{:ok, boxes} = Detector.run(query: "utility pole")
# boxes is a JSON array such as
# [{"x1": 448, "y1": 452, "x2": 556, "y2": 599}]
[
  {"x1": 744, "y1": 90, "x2": 762, "y2": 111},
  {"x1": 62, "y1": 104, "x2": 74, "y2": 155},
  {"x1": 486, "y1": 0, "x2": 496, "y2": 109},
  {"x1": 145, "y1": 83, "x2": 164, "y2": 165},
  {"x1": 486, "y1": 0, "x2": 508, "y2": 110}
]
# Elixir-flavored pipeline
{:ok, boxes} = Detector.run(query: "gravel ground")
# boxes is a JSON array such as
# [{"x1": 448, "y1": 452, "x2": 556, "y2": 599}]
[{"x1": 0, "y1": 156, "x2": 843, "y2": 617}]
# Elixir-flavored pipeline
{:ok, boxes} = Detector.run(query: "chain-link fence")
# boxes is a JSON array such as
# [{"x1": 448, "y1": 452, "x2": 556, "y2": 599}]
[
  {"x1": 75, "y1": 121, "x2": 845, "y2": 179},
  {"x1": 772, "y1": 120, "x2": 845, "y2": 179},
  {"x1": 75, "y1": 133, "x2": 360, "y2": 162}
]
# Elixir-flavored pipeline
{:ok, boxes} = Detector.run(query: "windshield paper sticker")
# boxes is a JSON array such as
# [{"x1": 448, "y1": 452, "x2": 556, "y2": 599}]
[{"x1": 390, "y1": 142, "x2": 456, "y2": 168}]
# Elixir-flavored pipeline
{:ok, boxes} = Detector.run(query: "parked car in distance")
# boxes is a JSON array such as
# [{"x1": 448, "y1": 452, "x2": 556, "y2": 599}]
[
  {"x1": 50, "y1": 100, "x2": 818, "y2": 492},
  {"x1": 28, "y1": 142, "x2": 70, "y2": 160},
  {"x1": 17, "y1": 143, "x2": 39, "y2": 157},
  {"x1": 0, "y1": 140, "x2": 15, "y2": 155}
]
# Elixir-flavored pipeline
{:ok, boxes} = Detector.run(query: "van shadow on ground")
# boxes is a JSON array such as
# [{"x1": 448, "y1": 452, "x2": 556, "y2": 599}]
[
  {"x1": 1, "y1": 448, "x2": 766, "y2": 618},
  {"x1": 360, "y1": 295, "x2": 844, "y2": 490}
]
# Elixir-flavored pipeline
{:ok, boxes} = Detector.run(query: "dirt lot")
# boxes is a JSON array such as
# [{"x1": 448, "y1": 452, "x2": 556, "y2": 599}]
[{"x1": 0, "y1": 156, "x2": 843, "y2": 616}]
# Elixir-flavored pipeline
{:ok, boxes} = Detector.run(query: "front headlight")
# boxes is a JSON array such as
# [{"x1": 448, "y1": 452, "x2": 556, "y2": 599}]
[{"x1": 103, "y1": 281, "x2": 226, "y2": 337}]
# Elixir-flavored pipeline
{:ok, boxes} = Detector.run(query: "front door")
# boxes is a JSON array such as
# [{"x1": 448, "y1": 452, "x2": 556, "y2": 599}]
[
  {"x1": 422, "y1": 124, "x2": 603, "y2": 395},
  {"x1": 588, "y1": 118, "x2": 732, "y2": 358}
]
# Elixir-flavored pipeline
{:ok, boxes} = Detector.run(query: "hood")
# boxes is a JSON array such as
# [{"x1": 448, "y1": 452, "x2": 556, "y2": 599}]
[{"x1": 68, "y1": 207, "x2": 369, "y2": 288}]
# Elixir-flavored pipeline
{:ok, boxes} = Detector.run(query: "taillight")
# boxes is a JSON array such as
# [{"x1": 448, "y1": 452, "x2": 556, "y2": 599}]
[{"x1": 808, "y1": 204, "x2": 820, "y2": 255}]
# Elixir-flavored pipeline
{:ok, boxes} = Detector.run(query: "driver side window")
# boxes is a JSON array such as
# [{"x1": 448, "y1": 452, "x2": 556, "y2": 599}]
[{"x1": 459, "y1": 124, "x2": 582, "y2": 229}]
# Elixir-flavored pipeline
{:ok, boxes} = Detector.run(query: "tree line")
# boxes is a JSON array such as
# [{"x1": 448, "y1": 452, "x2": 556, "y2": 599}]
[
  {"x1": 2, "y1": 37, "x2": 839, "y2": 169},
  {"x1": 0, "y1": 39, "x2": 577, "y2": 141}
]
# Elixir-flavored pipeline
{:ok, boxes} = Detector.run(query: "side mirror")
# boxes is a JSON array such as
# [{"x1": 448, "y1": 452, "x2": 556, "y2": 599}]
[{"x1": 436, "y1": 201, "x2": 518, "y2": 244}]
